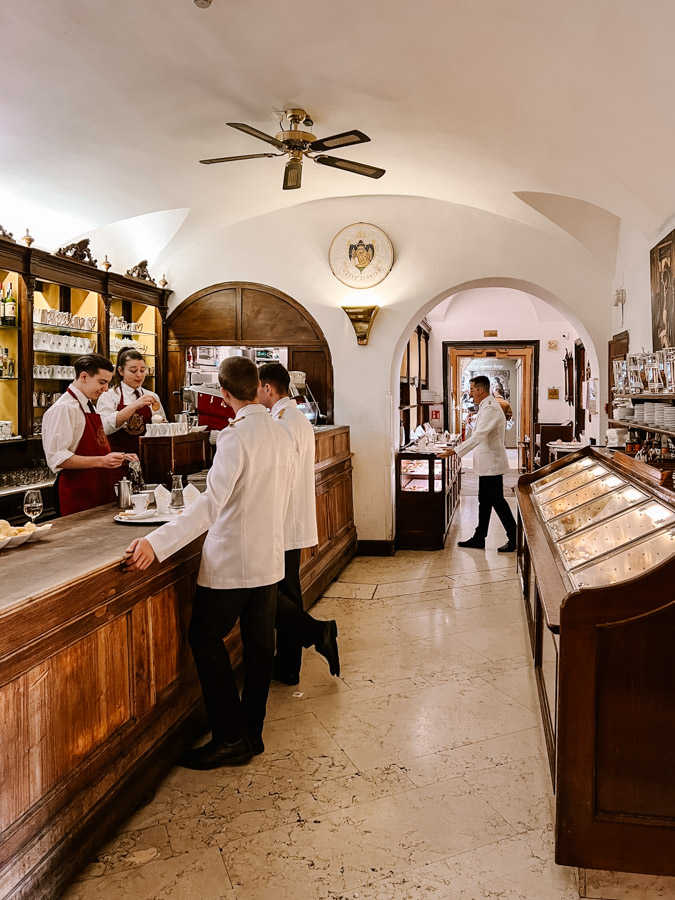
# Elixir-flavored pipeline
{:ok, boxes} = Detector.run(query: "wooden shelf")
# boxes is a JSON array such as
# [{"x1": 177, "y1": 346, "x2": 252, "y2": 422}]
[
  {"x1": 614, "y1": 393, "x2": 675, "y2": 401},
  {"x1": 609, "y1": 418, "x2": 675, "y2": 440}
]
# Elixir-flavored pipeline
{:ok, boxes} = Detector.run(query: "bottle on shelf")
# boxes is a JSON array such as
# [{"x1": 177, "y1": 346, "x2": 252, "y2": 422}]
[
  {"x1": 2, "y1": 285, "x2": 17, "y2": 327},
  {"x1": 0, "y1": 288, "x2": 5, "y2": 327}
]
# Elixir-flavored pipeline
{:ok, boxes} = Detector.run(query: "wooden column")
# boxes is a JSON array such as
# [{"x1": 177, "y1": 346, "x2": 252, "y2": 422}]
[{"x1": 19, "y1": 274, "x2": 34, "y2": 439}]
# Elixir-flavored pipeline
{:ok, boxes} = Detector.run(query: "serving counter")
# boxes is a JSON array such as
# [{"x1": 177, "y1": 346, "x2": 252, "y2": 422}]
[
  {"x1": 0, "y1": 424, "x2": 355, "y2": 899},
  {"x1": 516, "y1": 447, "x2": 675, "y2": 878}
]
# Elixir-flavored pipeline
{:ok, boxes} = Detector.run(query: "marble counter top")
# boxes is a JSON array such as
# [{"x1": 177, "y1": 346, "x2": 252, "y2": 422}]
[{"x1": 0, "y1": 504, "x2": 159, "y2": 615}]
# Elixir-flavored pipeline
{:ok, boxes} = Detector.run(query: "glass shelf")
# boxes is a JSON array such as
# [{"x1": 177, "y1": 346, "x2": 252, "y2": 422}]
[
  {"x1": 0, "y1": 324, "x2": 19, "y2": 331},
  {"x1": 0, "y1": 376, "x2": 18, "y2": 381},
  {"x1": 110, "y1": 329, "x2": 156, "y2": 337},
  {"x1": 34, "y1": 322, "x2": 98, "y2": 336},
  {"x1": 34, "y1": 350, "x2": 92, "y2": 357}
]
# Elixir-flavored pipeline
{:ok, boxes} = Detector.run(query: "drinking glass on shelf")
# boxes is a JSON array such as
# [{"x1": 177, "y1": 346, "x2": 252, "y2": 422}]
[{"x1": 23, "y1": 489, "x2": 43, "y2": 524}]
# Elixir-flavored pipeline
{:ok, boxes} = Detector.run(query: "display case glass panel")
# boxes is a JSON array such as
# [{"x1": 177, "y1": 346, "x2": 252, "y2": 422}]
[
  {"x1": 547, "y1": 484, "x2": 647, "y2": 540},
  {"x1": 535, "y1": 464, "x2": 608, "y2": 506},
  {"x1": 400, "y1": 458, "x2": 430, "y2": 492},
  {"x1": 570, "y1": 526, "x2": 675, "y2": 589},
  {"x1": 539, "y1": 473, "x2": 624, "y2": 522},
  {"x1": 558, "y1": 501, "x2": 675, "y2": 570},
  {"x1": 532, "y1": 456, "x2": 596, "y2": 494}
]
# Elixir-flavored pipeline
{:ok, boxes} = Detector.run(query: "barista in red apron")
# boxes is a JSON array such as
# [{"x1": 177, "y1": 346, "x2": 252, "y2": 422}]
[
  {"x1": 41, "y1": 354, "x2": 129, "y2": 516},
  {"x1": 97, "y1": 347, "x2": 165, "y2": 455}
]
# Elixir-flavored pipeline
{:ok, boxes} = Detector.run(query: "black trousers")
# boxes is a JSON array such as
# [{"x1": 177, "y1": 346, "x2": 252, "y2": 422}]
[
  {"x1": 476, "y1": 474, "x2": 517, "y2": 541},
  {"x1": 188, "y1": 583, "x2": 277, "y2": 743},
  {"x1": 275, "y1": 548, "x2": 321, "y2": 679}
]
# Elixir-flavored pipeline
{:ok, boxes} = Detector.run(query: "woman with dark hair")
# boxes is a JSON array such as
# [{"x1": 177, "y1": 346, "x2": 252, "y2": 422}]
[{"x1": 97, "y1": 347, "x2": 166, "y2": 454}]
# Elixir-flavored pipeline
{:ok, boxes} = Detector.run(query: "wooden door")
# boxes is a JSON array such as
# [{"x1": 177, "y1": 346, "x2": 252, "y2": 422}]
[
  {"x1": 608, "y1": 330, "x2": 629, "y2": 408},
  {"x1": 447, "y1": 345, "x2": 535, "y2": 450}
]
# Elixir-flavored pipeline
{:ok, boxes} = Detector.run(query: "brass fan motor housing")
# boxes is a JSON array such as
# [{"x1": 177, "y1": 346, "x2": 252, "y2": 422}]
[{"x1": 275, "y1": 130, "x2": 316, "y2": 149}]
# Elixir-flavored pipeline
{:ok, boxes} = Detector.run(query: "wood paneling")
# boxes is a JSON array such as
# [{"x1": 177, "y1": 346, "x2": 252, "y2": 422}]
[
  {"x1": 242, "y1": 288, "x2": 318, "y2": 343},
  {"x1": 169, "y1": 287, "x2": 237, "y2": 342},
  {"x1": 289, "y1": 348, "x2": 332, "y2": 422}
]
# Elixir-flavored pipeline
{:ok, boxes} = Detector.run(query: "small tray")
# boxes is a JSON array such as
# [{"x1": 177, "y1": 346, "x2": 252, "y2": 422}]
[{"x1": 113, "y1": 509, "x2": 183, "y2": 525}]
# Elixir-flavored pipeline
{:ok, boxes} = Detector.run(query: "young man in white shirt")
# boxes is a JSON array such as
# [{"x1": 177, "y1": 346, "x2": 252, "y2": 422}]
[
  {"x1": 257, "y1": 363, "x2": 340, "y2": 684},
  {"x1": 126, "y1": 357, "x2": 294, "y2": 769},
  {"x1": 41, "y1": 354, "x2": 129, "y2": 516},
  {"x1": 449, "y1": 375, "x2": 517, "y2": 552}
]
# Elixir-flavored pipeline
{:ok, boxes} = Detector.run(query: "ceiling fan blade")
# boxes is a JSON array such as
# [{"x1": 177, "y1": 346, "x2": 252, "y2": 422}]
[
  {"x1": 309, "y1": 129, "x2": 370, "y2": 152},
  {"x1": 199, "y1": 153, "x2": 279, "y2": 164},
  {"x1": 282, "y1": 157, "x2": 303, "y2": 190},
  {"x1": 314, "y1": 155, "x2": 385, "y2": 179},
  {"x1": 226, "y1": 122, "x2": 285, "y2": 150}
]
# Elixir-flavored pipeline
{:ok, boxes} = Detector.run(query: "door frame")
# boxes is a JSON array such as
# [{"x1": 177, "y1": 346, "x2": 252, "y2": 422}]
[{"x1": 442, "y1": 340, "x2": 540, "y2": 454}]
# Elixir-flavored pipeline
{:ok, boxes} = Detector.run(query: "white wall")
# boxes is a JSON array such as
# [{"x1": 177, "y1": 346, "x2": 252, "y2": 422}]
[
  {"x1": 146, "y1": 195, "x2": 612, "y2": 542},
  {"x1": 425, "y1": 288, "x2": 581, "y2": 429}
]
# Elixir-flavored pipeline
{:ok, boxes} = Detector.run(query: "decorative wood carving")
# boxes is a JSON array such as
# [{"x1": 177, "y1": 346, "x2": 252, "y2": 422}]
[
  {"x1": 0, "y1": 224, "x2": 15, "y2": 241},
  {"x1": 126, "y1": 259, "x2": 156, "y2": 285},
  {"x1": 56, "y1": 238, "x2": 98, "y2": 267}
]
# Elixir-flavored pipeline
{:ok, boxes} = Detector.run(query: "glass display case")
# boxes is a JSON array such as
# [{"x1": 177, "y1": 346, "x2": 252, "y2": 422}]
[
  {"x1": 515, "y1": 447, "x2": 675, "y2": 876},
  {"x1": 396, "y1": 448, "x2": 461, "y2": 549}
]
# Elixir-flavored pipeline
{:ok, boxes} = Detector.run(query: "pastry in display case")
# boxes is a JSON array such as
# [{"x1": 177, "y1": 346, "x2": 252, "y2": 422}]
[{"x1": 515, "y1": 447, "x2": 675, "y2": 878}]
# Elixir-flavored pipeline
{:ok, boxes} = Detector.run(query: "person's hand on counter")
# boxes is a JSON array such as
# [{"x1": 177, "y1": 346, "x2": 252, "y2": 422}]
[
  {"x1": 125, "y1": 537, "x2": 157, "y2": 571},
  {"x1": 447, "y1": 448, "x2": 456, "y2": 456}
]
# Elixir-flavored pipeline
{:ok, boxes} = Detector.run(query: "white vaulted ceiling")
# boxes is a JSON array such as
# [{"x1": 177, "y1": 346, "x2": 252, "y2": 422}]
[{"x1": 1, "y1": 0, "x2": 674, "y2": 248}]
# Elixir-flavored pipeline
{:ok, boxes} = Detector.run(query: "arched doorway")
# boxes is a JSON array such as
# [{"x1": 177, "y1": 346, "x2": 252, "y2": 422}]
[
  {"x1": 388, "y1": 277, "x2": 602, "y2": 548},
  {"x1": 166, "y1": 281, "x2": 334, "y2": 421}
]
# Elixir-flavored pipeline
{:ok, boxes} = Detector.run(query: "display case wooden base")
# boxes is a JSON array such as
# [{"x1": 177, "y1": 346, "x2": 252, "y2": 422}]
[
  {"x1": 516, "y1": 447, "x2": 675, "y2": 878},
  {"x1": 395, "y1": 448, "x2": 461, "y2": 549},
  {"x1": 0, "y1": 507, "x2": 219, "y2": 900}
]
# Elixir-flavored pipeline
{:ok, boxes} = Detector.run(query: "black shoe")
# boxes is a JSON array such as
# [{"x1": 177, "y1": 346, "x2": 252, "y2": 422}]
[
  {"x1": 498, "y1": 539, "x2": 516, "y2": 553},
  {"x1": 272, "y1": 656, "x2": 300, "y2": 685},
  {"x1": 179, "y1": 738, "x2": 252, "y2": 770},
  {"x1": 315, "y1": 620, "x2": 340, "y2": 676},
  {"x1": 248, "y1": 734, "x2": 265, "y2": 756},
  {"x1": 457, "y1": 535, "x2": 486, "y2": 549}
]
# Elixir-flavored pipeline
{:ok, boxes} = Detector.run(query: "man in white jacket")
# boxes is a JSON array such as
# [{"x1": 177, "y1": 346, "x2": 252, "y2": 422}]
[
  {"x1": 258, "y1": 363, "x2": 340, "y2": 684},
  {"x1": 449, "y1": 375, "x2": 517, "y2": 552},
  {"x1": 126, "y1": 357, "x2": 294, "y2": 769}
]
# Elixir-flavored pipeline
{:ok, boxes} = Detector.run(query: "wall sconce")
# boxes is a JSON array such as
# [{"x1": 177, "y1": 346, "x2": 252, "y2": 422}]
[{"x1": 341, "y1": 305, "x2": 379, "y2": 345}]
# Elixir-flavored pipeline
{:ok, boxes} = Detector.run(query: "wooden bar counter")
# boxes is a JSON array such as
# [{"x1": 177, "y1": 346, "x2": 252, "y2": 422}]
[{"x1": 0, "y1": 424, "x2": 355, "y2": 899}]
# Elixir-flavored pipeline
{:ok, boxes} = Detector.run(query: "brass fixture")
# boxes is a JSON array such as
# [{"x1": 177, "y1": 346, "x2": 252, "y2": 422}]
[
  {"x1": 102, "y1": 255, "x2": 112, "y2": 271},
  {"x1": 341, "y1": 305, "x2": 379, "y2": 345},
  {"x1": 159, "y1": 274, "x2": 168, "y2": 288},
  {"x1": 22, "y1": 229, "x2": 34, "y2": 247}
]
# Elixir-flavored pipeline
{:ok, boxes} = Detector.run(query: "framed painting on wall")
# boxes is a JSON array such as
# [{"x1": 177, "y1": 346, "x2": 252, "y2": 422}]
[{"x1": 650, "y1": 231, "x2": 675, "y2": 350}]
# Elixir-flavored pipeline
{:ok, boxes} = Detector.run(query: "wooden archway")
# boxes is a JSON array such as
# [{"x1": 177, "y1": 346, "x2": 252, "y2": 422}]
[{"x1": 166, "y1": 281, "x2": 333, "y2": 421}]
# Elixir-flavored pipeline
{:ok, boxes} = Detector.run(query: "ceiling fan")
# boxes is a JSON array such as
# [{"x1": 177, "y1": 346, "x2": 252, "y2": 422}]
[{"x1": 199, "y1": 107, "x2": 386, "y2": 190}]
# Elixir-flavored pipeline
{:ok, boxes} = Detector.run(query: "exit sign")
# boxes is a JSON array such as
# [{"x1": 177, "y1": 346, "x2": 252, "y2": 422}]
[{"x1": 483, "y1": 329, "x2": 498, "y2": 337}]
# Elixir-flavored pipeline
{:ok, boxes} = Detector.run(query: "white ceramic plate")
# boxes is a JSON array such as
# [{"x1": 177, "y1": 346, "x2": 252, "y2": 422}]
[{"x1": 26, "y1": 523, "x2": 53, "y2": 543}]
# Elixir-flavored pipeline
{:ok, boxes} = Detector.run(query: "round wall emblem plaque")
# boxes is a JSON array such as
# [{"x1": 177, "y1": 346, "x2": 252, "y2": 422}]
[{"x1": 329, "y1": 222, "x2": 394, "y2": 289}]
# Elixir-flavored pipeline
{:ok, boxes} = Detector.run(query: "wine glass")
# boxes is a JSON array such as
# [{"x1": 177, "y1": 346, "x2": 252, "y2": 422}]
[{"x1": 23, "y1": 489, "x2": 43, "y2": 525}]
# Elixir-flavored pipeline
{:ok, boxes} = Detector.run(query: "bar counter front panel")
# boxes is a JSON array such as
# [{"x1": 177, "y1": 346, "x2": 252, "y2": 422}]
[
  {"x1": 0, "y1": 424, "x2": 355, "y2": 900},
  {"x1": 516, "y1": 446, "x2": 675, "y2": 879}
]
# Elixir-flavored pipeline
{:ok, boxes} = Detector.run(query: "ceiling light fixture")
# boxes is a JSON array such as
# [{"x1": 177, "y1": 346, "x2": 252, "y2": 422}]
[{"x1": 193, "y1": 0, "x2": 212, "y2": 8}]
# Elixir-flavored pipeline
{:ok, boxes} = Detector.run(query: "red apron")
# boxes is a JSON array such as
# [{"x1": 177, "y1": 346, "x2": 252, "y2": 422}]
[
  {"x1": 58, "y1": 389, "x2": 117, "y2": 516},
  {"x1": 108, "y1": 387, "x2": 152, "y2": 455}
]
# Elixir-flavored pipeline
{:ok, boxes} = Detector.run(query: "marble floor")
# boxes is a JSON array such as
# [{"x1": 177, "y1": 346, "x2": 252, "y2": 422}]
[{"x1": 65, "y1": 495, "x2": 587, "y2": 899}]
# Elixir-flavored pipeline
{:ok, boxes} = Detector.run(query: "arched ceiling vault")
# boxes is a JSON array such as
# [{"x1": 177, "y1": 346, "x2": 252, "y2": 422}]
[{"x1": 2, "y1": 1, "x2": 672, "y2": 248}]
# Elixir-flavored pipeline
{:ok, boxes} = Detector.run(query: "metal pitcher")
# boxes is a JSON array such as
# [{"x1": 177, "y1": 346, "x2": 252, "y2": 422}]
[{"x1": 114, "y1": 477, "x2": 133, "y2": 510}]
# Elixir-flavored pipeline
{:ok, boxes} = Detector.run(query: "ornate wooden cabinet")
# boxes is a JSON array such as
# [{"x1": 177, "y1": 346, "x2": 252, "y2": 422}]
[{"x1": 516, "y1": 447, "x2": 675, "y2": 877}]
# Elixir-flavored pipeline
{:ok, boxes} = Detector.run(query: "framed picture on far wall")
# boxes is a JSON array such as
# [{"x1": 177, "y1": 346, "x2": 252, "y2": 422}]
[{"x1": 650, "y1": 231, "x2": 675, "y2": 350}]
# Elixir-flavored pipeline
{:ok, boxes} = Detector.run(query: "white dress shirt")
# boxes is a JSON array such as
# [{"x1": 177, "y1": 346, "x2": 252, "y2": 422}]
[
  {"x1": 271, "y1": 396, "x2": 318, "y2": 550},
  {"x1": 146, "y1": 403, "x2": 294, "y2": 589},
  {"x1": 456, "y1": 396, "x2": 509, "y2": 476},
  {"x1": 97, "y1": 383, "x2": 166, "y2": 433},
  {"x1": 42, "y1": 382, "x2": 115, "y2": 473}
]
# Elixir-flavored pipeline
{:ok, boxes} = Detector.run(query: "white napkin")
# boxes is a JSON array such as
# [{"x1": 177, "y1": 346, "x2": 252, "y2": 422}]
[
  {"x1": 154, "y1": 484, "x2": 171, "y2": 511},
  {"x1": 183, "y1": 483, "x2": 201, "y2": 507}
]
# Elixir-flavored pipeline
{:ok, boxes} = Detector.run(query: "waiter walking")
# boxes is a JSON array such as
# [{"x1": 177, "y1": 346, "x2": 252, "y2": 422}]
[
  {"x1": 42, "y1": 354, "x2": 130, "y2": 516},
  {"x1": 257, "y1": 363, "x2": 340, "y2": 684},
  {"x1": 449, "y1": 375, "x2": 517, "y2": 552}
]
